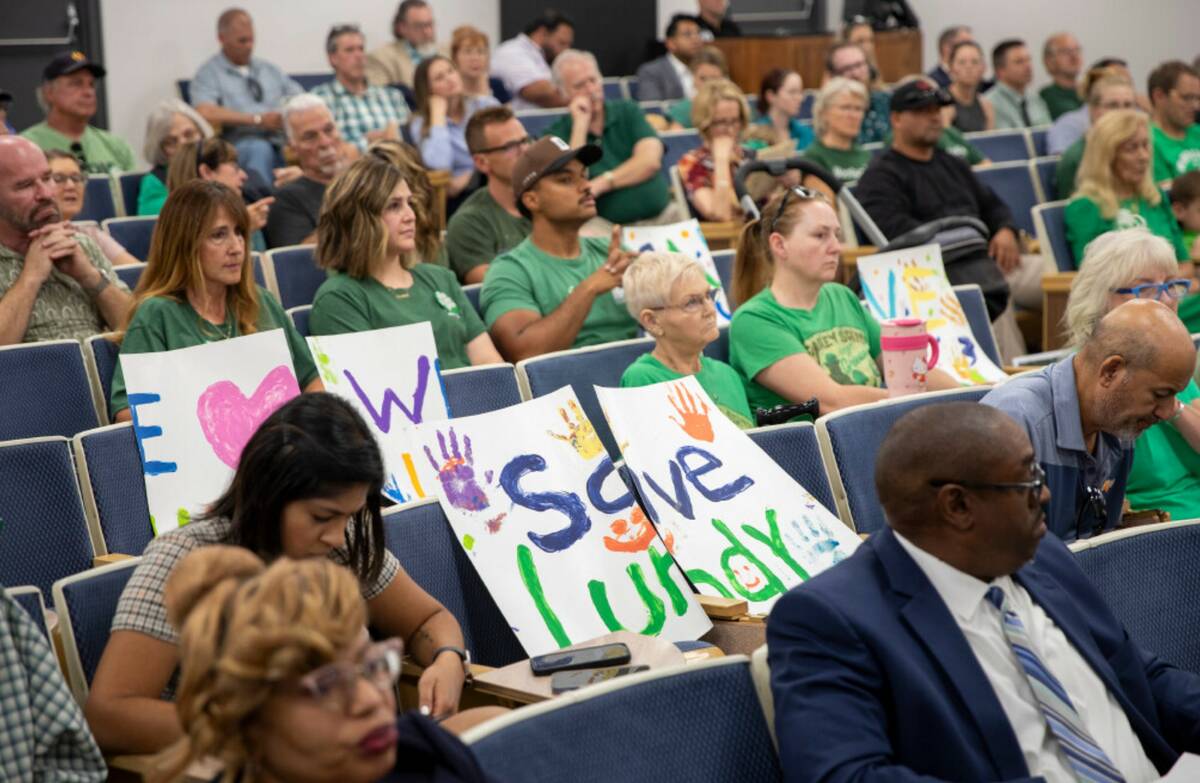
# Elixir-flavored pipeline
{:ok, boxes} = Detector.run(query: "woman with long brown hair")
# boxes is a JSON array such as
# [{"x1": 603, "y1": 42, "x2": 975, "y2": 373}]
[
  {"x1": 408, "y1": 54, "x2": 498, "y2": 201},
  {"x1": 107, "y1": 179, "x2": 320, "y2": 420},
  {"x1": 168, "y1": 138, "x2": 274, "y2": 251}
]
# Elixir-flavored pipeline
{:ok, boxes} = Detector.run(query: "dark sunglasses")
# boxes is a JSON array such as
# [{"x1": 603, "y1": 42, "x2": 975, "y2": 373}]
[
  {"x1": 768, "y1": 186, "x2": 823, "y2": 235},
  {"x1": 246, "y1": 74, "x2": 263, "y2": 103},
  {"x1": 929, "y1": 463, "x2": 1047, "y2": 501},
  {"x1": 474, "y1": 136, "x2": 533, "y2": 155},
  {"x1": 1075, "y1": 484, "x2": 1109, "y2": 538}
]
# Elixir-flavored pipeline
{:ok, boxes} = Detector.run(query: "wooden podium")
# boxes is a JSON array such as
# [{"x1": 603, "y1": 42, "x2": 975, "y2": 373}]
[{"x1": 713, "y1": 28, "x2": 922, "y2": 94}]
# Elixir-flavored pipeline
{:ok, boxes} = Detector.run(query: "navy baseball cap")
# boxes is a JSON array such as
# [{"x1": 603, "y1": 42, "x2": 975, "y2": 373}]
[{"x1": 43, "y1": 51, "x2": 106, "y2": 81}]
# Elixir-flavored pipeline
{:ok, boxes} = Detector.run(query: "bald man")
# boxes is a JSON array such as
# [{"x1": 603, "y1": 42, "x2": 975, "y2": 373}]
[
  {"x1": 0, "y1": 136, "x2": 131, "y2": 344},
  {"x1": 983, "y1": 300, "x2": 1195, "y2": 540},
  {"x1": 768, "y1": 402, "x2": 1200, "y2": 782}
]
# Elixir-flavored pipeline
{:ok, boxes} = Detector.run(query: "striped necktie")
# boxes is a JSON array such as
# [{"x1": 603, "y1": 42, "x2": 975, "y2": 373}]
[{"x1": 986, "y1": 586, "x2": 1126, "y2": 783}]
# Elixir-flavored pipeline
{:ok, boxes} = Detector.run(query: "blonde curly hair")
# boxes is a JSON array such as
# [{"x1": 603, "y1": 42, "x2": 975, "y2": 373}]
[{"x1": 153, "y1": 546, "x2": 367, "y2": 783}]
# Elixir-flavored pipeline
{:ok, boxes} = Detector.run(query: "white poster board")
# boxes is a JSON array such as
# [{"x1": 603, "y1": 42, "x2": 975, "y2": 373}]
[
  {"x1": 857, "y1": 244, "x2": 1007, "y2": 384},
  {"x1": 412, "y1": 387, "x2": 712, "y2": 656},
  {"x1": 622, "y1": 220, "x2": 733, "y2": 324},
  {"x1": 307, "y1": 323, "x2": 449, "y2": 504},
  {"x1": 121, "y1": 330, "x2": 300, "y2": 535},
  {"x1": 598, "y1": 378, "x2": 860, "y2": 614}
]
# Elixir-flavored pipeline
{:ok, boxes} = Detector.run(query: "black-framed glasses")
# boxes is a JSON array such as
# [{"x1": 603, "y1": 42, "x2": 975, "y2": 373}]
[
  {"x1": 245, "y1": 74, "x2": 264, "y2": 103},
  {"x1": 1113, "y1": 279, "x2": 1192, "y2": 301},
  {"x1": 474, "y1": 136, "x2": 533, "y2": 155},
  {"x1": 1075, "y1": 484, "x2": 1109, "y2": 538},
  {"x1": 650, "y1": 287, "x2": 719, "y2": 314},
  {"x1": 930, "y1": 463, "x2": 1047, "y2": 501},
  {"x1": 769, "y1": 186, "x2": 823, "y2": 235}
]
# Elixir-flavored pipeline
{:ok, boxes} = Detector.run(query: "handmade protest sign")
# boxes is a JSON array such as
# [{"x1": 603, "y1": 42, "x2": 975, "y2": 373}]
[
  {"x1": 307, "y1": 323, "x2": 449, "y2": 504},
  {"x1": 623, "y1": 220, "x2": 732, "y2": 324},
  {"x1": 121, "y1": 330, "x2": 300, "y2": 535},
  {"x1": 857, "y1": 244, "x2": 1007, "y2": 384},
  {"x1": 598, "y1": 378, "x2": 860, "y2": 614},
  {"x1": 413, "y1": 387, "x2": 712, "y2": 656}
]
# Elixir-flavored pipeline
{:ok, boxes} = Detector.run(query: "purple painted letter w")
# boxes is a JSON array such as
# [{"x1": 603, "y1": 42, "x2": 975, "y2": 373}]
[{"x1": 343, "y1": 355, "x2": 431, "y2": 433}]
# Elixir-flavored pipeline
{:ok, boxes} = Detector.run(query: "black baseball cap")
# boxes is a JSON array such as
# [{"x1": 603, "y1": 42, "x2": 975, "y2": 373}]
[
  {"x1": 0, "y1": 89, "x2": 11, "y2": 105},
  {"x1": 43, "y1": 51, "x2": 106, "y2": 82},
  {"x1": 513, "y1": 136, "x2": 602, "y2": 217},
  {"x1": 890, "y1": 78, "x2": 953, "y2": 112}
]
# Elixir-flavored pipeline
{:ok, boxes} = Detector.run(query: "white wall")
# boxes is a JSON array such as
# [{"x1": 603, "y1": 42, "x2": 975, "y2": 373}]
[{"x1": 101, "y1": 0, "x2": 499, "y2": 166}]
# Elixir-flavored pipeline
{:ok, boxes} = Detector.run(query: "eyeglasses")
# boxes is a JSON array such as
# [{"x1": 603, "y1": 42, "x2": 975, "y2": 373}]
[
  {"x1": 474, "y1": 136, "x2": 533, "y2": 155},
  {"x1": 245, "y1": 74, "x2": 264, "y2": 103},
  {"x1": 832, "y1": 59, "x2": 868, "y2": 76},
  {"x1": 296, "y1": 638, "x2": 404, "y2": 714},
  {"x1": 1075, "y1": 484, "x2": 1109, "y2": 538},
  {"x1": 51, "y1": 172, "x2": 85, "y2": 185},
  {"x1": 705, "y1": 117, "x2": 743, "y2": 131},
  {"x1": 1112, "y1": 279, "x2": 1192, "y2": 300},
  {"x1": 929, "y1": 463, "x2": 1047, "y2": 501},
  {"x1": 769, "y1": 186, "x2": 823, "y2": 235},
  {"x1": 650, "y1": 287, "x2": 719, "y2": 314}
]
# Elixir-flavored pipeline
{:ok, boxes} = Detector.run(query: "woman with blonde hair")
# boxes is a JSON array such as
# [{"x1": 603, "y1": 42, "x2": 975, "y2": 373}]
[
  {"x1": 800, "y1": 77, "x2": 870, "y2": 187},
  {"x1": 675, "y1": 79, "x2": 752, "y2": 222},
  {"x1": 1064, "y1": 228, "x2": 1200, "y2": 521},
  {"x1": 666, "y1": 46, "x2": 729, "y2": 129},
  {"x1": 310, "y1": 149, "x2": 502, "y2": 369},
  {"x1": 154, "y1": 545, "x2": 492, "y2": 782},
  {"x1": 1064, "y1": 109, "x2": 1189, "y2": 266},
  {"x1": 729, "y1": 187, "x2": 957, "y2": 414},
  {"x1": 107, "y1": 179, "x2": 319, "y2": 421},
  {"x1": 136, "y1": 98, "x2": 213, "y2": 215},
  {"x1": 620, "y1": 252, "x2": 754, "y2": 428}
]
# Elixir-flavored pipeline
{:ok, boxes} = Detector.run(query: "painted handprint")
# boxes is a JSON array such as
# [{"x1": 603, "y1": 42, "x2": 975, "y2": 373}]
[
  {"x1": 939, "y1": 292, "x2": 966, "y2": 326},
  {"x1": 603, "y1": 505, "x2": 656, "y2": 552},
  {"x1": 667, "y1": 382, "x2": 714, "y2": 442},
  {"x1": 547, "y1": 399, "x2": 603, "y2": 460},
  {"x1": 425, "y1": 427, "x2": 489, "y2": 511}
]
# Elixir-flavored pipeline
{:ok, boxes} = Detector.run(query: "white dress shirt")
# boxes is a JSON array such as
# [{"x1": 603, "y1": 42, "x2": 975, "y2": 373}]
[
  {"x1": 894, "y1": 533, "x2": 1160, "y2": 783},
  {"x1": 492, "y1": 34, "x2": 554, "y2": 112},
  {"x1": 668, "y1": 53, "x2": 695, "y2": 100}
]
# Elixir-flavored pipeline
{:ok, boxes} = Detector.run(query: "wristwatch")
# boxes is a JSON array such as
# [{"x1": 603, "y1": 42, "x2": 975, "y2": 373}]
[
  {"x1": 83, "y1": 275, "x2": 110, "y2": 298},
  {"x1": 603, "y1": 171, "x2": 616, "y2": 189},
  {"x1": 432, "y1": 645, "x2": 473, "y2": 683}
]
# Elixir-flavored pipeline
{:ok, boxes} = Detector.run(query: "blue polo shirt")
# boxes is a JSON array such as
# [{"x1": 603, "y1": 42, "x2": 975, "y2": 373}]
[{"x1": 981, "y1": 357, "x2": 1133, "y2": 542}]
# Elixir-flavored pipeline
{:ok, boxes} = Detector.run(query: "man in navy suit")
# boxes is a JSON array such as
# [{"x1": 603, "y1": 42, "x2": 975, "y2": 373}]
[{"x1": 768, "y1": 402, "x2": 1200, "y2": 782}]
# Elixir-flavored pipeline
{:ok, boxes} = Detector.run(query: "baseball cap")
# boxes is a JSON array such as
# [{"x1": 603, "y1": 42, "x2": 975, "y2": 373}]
[
  {"x1": 43, "y1": 51, "x2": 106, "y2": 82},
  {"x1": 512, "y1": 136, "x2": 602, "y2": 217},
  {"x1": 0, "y1": 89, "x2": 11, "y2": 105},
  {"x1": 889, "y1": 79, "x2": 953, "y2": 112}
]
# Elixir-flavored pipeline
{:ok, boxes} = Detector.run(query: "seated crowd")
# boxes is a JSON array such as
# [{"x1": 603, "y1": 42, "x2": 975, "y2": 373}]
[{"x1": 5, "y1": 2, "x2": 1200, "y2": 780}]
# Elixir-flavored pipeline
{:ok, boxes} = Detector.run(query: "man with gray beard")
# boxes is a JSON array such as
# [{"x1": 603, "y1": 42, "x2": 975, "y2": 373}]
[
  {"x1": 982, "y1": 299, "x2": 1195, "y2": 541},
  {"x1": 0, "y1": 136, "x2": 131, "y2": 344}
]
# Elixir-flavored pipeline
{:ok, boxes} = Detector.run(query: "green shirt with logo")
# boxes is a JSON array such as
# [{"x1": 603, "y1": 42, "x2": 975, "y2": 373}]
[
  {"x1": 21, "y1": 122, "x2": 136, "y2": 174},
  {"x1": 1064, "y1": 190, "x2": 1188, "y2": 266},
  {"x1": 620, "y1": 352, "x2": 756, "y2": 429},
  {"x1": 444, "y1": 187, "x2": 531, "y2": 282},
  {"x1": 480, "y1": 236, "x2": 638, "y2": 348},
  {"x1": 1152, "y1": 123, "x2": 1200, "y2": 183},
  {"x1": 310, "y1": 264, "x2": 485, "y2": 370},
  {"x1": 730, "y1": 283, "x2": 882, "y2": 410},
  {"x1": 801, "y1": 141, "x2": 871, "y2": 185}
]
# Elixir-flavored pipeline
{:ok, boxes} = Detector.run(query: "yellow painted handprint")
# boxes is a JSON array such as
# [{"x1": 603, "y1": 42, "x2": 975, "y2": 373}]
[{"x1": 547, "y1": 399, "x2": 604, "y2": 460}]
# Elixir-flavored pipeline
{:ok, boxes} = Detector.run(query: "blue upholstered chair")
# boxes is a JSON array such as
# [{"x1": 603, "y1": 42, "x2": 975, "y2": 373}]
[
  {"x1": 263, "y1": 244, "x2": 326, "y2": 309},
  {"x1": 0, "y1": 340, "x2": 99, "y2": 439},
  {"x1": 72, "y1": 423, "x2": 154, "y2": 557},
  {"x1": 964, "y1": 129, "x2": 1031, "y2": 163},
  {"x1": 102, "y1": 216, "x2": 157, "y2": 262},
  {"x1": 746, "y1": 422, "x2": 837, "y2": 514},
  {"x1": 1033, "y1": 201, "x2": 1075, "y2": 272},
  {"x1": 53, "y1": 558, "x2": 140, "y2": 702},
  {"x1": 442, "y1": 363, "x2": 523, "y2": 418},
  {"x1": 77, "y1": 175, "x2": 118, "y2": 222},
  {"x1": 974, "y1": 161, "x2": 1040, "y2": 236}
]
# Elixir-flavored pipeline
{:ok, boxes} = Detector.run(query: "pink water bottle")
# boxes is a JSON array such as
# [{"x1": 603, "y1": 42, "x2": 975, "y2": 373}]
[{"x1": 880, "y1": 318, "x2": 940, "y2": 398}]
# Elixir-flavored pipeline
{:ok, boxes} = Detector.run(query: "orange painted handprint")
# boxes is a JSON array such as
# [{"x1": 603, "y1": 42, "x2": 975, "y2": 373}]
[
  {"x1": 603, "y1": 505, "x2": 656, "y2": 552},
  {"x1": 547, "y1": 399, "x2": 604, "y2": 460},
  {"x1": 938, "y1": 291, "x2": 966, "y2": 326},
  {"x1": 667, "y1": 382, "x2": 714, "y2": 442}
]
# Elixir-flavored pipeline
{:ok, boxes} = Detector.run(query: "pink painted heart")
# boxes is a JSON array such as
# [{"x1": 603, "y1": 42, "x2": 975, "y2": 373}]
[{"x1": 196, "y1": 365, "x2": 300, "y2": 468}]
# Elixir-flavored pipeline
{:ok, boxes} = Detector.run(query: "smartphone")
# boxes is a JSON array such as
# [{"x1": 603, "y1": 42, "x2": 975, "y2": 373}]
[
  {"x1": 529, "y1": 643, "x2": 631, "y2": 676},
  {"x1": 551, "y1": 665, "x2": 649, "y2": 694}
]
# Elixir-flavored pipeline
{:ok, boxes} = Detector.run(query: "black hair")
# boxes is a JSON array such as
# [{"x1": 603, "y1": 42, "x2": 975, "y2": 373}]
[
  {"x1": 666, "y1": 13, "x2": 700, "y2": 39},
  {"x1": 948, "y1": 40, "x2": 982, "y2": 64},
  {"x1": 991, "y1": 39, "x2": 1027, "y2": 73},
  {"x1": 524, "y1": 9, "x2": 574, "y2": 36},
  {"x1": 758, "y1": 68, "x2": 796, "y2": 116},
  {"x1": 203, "y1": 393, "x2": 387, "y2": 585}
]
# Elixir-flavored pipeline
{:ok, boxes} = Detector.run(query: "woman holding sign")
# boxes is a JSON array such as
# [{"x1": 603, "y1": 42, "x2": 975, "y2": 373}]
[
  {"x1": 108, "y1": 180, "x2": 321, "y2": 421},
  {"x1": 86, "y1": 394, "x2": 477, "y2": 755},
  {"x1": 310, "y1": 150, "x2": 503, "y2": 369},
  {"x1": 620, "y1": 251, "x2": 755, "y2": 429},
  {"x1": 729, "y1": 187, "x2": 958, "y2": 415}
]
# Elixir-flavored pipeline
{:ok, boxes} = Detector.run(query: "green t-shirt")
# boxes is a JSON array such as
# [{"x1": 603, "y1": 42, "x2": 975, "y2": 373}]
[
  {"x1": 801, "y1": 141, "x2": 871, "y2": 185},
  {"x1": 110, "y1": 286, "x2": 317, "y2": 418},
  {"x1": 880, "y1": 127, "x2": 984, "y2": 165},
  {"x1": 1064, "y1": 191, "x2": 1188, "y2": 266},
  {"x1": 1039, "y1": 83, "x2": 1083, "y2": 121},
  {"x1": 620, "y1": 353, "x2": 755, "y2": 429},
  {"x1": 309, "y1": 264, "x2": 485, "y2": 371},
  {"x1": 480, "y1": 236, "x2": 638, "y2": 348},
  {"x1": 136, "y1": 172, "x2": 168, "y2": 216},
  {"x1": 668, "y1": 99, "x2": 694, "y2": 128},
  {"x1": 1126, "y1": 379, "x2": 1200, "y2": 520},
  {"x1": 543, "y1": 100, "x2": 671, "y2": 224},
  {"x1": 1055, "y1": 137, "x2": 1086, "y2": 200},
  {"x1": 444, "y1": 187, "x2": 531, "y2": 282},
  {"x1": 21, "y1": 122, "x2": 136, "y2": 174},
  {"x1": 729, "y1": 284, "x2": 882, "y2": 410},
  {"x1": 1152, "y1": 123, "x2": 1200, "y2": 184}
]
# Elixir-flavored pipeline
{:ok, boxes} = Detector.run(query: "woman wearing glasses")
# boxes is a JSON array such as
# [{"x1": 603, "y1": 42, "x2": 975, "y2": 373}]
[
  {"x1": 729, "y1": 187, "x2": 958, "y2": 415},
  {"x1": 676, "y1": 79, "x2": 753, "y2": 222},
  {"x1": 86, "y1": 394, "x2": 479, "y2": 759},
  {"x1": 135, "y1": 99, "x2": 213, "y2": 216},
  {"x1": 800, "y1": 77, "x2": 871, "y2": 189},
  {"x1": 45, "y1": 149, "x2": 140, "y2": 266},
  {"x1": 1065, "y1": 111, "x2": 1190, "y2": 270},
  {"x1": 106, "y1": 179, "x2": 319, "y2": 422},
  {"x1": 1064, "y1": 228, "x2": 1200, "y2": 522},
  {"x1": 620, "y1": 252, "x2": 754, "y2": 429}
]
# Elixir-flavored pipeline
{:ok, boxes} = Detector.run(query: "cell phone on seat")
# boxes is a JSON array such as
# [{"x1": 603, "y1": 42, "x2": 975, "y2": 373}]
[
  {"x1": 529, "y1": 642, "x2": 631, "y2": 676},
  {"x1": 550, "y1": 665, "x2": 650, "y2": 694}
]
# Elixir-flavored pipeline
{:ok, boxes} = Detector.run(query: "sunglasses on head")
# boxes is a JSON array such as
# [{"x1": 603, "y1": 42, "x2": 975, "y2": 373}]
[{"x1": 768, "y1": 186, "x2": 823, "y2": 235}]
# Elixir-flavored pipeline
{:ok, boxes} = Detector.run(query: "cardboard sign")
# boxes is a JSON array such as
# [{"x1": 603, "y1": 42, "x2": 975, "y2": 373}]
[{"x1": 623, "y1": 220, "x2": 733, "y2": 324}]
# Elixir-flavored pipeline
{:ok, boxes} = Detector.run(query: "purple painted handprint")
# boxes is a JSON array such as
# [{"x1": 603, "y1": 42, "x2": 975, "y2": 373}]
[{"x1": 425, "y1": 428, "x2": 489, "y2": 511}]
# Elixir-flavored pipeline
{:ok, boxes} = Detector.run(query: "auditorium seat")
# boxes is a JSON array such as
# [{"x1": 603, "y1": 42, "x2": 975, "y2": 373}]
[
  {"x1": 84, "y1": 335, "x2": 119, "y2": 419},
  {"x1": 1033, "y1": 201, "x2": 1075, "y2": 271},
  {"x1": 442, "y1": 363, "x2": 523, "y2": 417},
  {"x1": 713, "y1": 250, "x2": 734, "y2": 302},
  {"x1": 974, "y1": 161, "x2": 1039, "y2": 236},
  {"x1": 516, "y1": 109, "x2": 568, "y2": 137},
  {"x1": 72, "y1": 423, "x2": 154, "y2": 557},
  {"x1": 746, "y1": 422, "x2": 837, "y2": 514},
  {"x1": 114, "y1": 262, "x2": 146, "y2": 291},
  {"x1": 798, "y1": 91, "x2": 816, "y2": 121},
  {"x1": 103, "y1": 216, "x2": 157, "y2": 262},
  {"x1": 77, "y1": 175, "x2": 119, "y2": 222},
  {"x1": 287, "y1": 304, "x2": 311, "y2": 338},
  {"x1": 117, "y1": 171, "x2": 146, "y2": 217},
  {"x1": 602, "y1": 77, "x2": 626, "y2": 101},
  {"x1": 1030, "y1": 155, "x2": 1059, "y2": 203},
  {"x1": 660, "y1": 130, "x2": 701, "y2": 172},
  {"x1": 263, "y1": 244, "x2": 326, "y2": 309},
  {"x1": 1028, "y1": 126, "x2": 1050, "y2": 157},
  {"x1": 462, "y1": 282, "x2": 482, "y2": 317},
  {"x1": 53, "y1": 558, "x2": 140, "y2": 702},
  {"x1": 964, "y1": 129, "x2": 1030, "y2": 163},
  {"x1": 622, "y1": 76, "x2": 640, "y2": 101},
  {"x1": 951, "y1": 284, "x2": 1003, "y2": 366},
  {"x1": 6, "y1": 586, "x2": 50, "y2": 640},
  {"x1": 0, "y1": 340, "x2": 100, "y2": 440}
]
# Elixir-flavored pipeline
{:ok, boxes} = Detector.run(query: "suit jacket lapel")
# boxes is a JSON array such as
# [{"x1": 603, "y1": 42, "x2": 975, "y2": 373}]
[{"x1": 875, "y1": 530, "x2": 1031, "y2": 780}]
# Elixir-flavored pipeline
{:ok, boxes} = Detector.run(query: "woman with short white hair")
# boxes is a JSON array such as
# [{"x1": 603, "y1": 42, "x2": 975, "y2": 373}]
[
  {"x1": 1065, "y1": 228, "x2": 1200, "y2": 520},
  {"x1": 801, "y1": 77, "x2": 870, "y2": 186},
  {"x1": 620, "y1": 252, "x2": 755, "y2": 429},
  {"x1": 136, "y1": 99, "x2": 213, "y2": 215}
]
